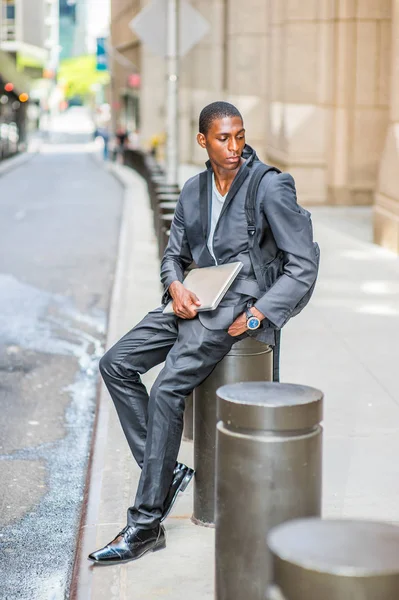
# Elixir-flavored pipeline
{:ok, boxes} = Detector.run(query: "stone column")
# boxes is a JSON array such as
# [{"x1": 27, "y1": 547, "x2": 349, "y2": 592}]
[
  {"x1": 140, "y1": 46, "x2": 166, "y2": 154},
  {"x1": 182, "y1": 0, "x2": 226, "y2": 165},
  {"x1": 327, "y1": 1, "x2": 391, "y2": 206},
  {"x1": 180, "y1": 0, "x2": 270, "y2": 164},
  {"x1": 375, "y1": 1, "x2": 399, "y2": 254},
  {"x1": 266, "y1": 1, "x2": 391, "y2": 207},
  {"x1": 224, "y1": 0, "x2": 269, "y2": 159},
  {"x1": 266, "y1": 0, "x2": 335, "y2": 204}
]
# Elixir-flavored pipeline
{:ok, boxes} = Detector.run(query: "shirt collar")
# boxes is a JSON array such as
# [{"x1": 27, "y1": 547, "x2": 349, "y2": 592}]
[{"x1": 205, "y1": 144, "x2": 258, "y2": 171}]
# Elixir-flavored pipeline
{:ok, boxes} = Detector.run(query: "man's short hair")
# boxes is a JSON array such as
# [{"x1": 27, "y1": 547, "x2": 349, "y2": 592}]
[{"x1": 199, "y1": 101, "x2": 243, "y2": 135}]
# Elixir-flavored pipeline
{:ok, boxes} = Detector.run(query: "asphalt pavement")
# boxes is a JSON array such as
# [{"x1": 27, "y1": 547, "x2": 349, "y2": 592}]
[{"x1": 0, "y1": 109, "x2": 124, "y2": 600}]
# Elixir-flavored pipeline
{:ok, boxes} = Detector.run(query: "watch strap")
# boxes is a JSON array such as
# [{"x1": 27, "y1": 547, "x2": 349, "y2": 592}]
[{"x1": 245, "y1": 308, "x2": 254, "y2": 321}]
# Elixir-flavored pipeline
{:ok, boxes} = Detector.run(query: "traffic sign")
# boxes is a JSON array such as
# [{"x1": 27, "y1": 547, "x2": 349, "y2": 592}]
[
  {"x1": 130, "y1": 0, "x2": 210, "y2": 59},
  {"x1": 96, "y1": 38, "x2": 108, "y2": 71}
]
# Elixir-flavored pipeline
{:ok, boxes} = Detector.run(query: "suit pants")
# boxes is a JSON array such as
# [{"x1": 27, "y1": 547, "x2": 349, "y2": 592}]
[{"x1": 99, "y1": 306, "x2": 245, "y2": 529}]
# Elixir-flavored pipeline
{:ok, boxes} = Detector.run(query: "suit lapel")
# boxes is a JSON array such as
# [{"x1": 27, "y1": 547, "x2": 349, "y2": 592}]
[
  {"x1": 200, "y1": 146, "x2": 256, "y2": 245},
  {"x1": 217, "y1": 159, "x2": 251, "y2": 222},
  {"x1": 199, "y1": 171, "x2": 209, "y2": 241}
]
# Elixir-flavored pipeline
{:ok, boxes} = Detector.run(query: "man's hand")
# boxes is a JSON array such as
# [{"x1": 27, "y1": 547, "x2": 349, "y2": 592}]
[
  {"x1": 228, "y1": 307, "x2": 265, "y2": 337},
  {"x1": 169, "y1": 281, "x2": 201, "y2": 319}
]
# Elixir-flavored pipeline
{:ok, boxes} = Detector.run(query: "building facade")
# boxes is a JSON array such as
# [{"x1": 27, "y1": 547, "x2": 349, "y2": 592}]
[
  {"x1": 110, "y1": 0, "x2": 399, "y2": 254},
  {"x1": 1, "y1": 0, "x2": 59, "y2": 73},
  {"x1": 0, "y1": 0, "x2": 59, "y2": 154},
  {"x1": 59, "y1": 0, "x2": 87, "y2": 59},
  {"x1": 59, "y1": 0, "x2": 76, "y2": 59},
  {"x1": 109, "y1": 0, "x2": 142, "y2": 133}
]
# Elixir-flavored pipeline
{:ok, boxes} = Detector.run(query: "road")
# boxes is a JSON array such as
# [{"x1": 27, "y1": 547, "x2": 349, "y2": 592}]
[{"x1": 0, "y1": 108, "x2": 123, "y2": 599}]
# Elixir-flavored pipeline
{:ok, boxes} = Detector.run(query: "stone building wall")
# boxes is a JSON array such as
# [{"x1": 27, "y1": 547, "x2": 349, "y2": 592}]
[
  {"x1": 375, "y1": 0, "x2": 399, "y2": 253},
  {"x1": 110, "y1": 0, "x2": 399, "y2": 253}
]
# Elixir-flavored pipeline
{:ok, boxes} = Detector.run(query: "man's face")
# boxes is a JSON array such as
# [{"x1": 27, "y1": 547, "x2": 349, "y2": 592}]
[{"x1": 197, "y1": 116, "x2": 246, "y2": 171}]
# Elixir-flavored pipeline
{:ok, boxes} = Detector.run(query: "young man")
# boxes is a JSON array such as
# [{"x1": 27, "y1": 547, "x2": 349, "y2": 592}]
[{"x1": 89, "y1": 102, "x2": 318, "y2": 565}]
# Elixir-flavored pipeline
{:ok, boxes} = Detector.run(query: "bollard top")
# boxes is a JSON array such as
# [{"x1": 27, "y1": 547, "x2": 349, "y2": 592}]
[
  {"x1": 217, "y1": 382, "x2": 323, "y2": 432},
  {"x1": 226, "y1": 336, "x2": 273, "y2": 356},
  {"x1": 267, "y1": 518, "x2": 399, "y2": 576}
]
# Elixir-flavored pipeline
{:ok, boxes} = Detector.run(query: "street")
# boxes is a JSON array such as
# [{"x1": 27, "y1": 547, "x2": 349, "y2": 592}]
[{"x1": 0, "y1": 109, "x2": 123, "y2": 599}]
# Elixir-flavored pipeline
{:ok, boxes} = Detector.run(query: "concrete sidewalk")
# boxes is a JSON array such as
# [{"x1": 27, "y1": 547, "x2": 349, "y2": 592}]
[{"x1": 71, "y1": 164, "x2": 399, "y2": 600}]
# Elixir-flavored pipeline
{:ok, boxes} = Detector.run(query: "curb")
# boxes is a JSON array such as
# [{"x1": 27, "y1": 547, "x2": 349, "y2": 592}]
[{"x1": 69, "y1": 160, "x2": 160, "y2": 599}]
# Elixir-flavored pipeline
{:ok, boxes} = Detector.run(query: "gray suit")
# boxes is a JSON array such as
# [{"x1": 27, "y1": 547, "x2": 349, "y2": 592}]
[
  {"x1": 161, "y1": 145, "x2": 318, "y2": 338},
  {"x1": 99, "y1": 145, "x2": 318, "y2": 529}
]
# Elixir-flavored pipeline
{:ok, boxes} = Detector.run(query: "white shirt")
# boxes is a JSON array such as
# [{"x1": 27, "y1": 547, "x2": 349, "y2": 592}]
[{"x1": 207, "y1": 174, "x2": 227, "y2": 263}]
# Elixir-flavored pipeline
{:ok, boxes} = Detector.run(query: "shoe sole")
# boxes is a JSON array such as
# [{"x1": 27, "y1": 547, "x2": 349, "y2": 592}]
[
  {"x1": 160, "y1": 468, "x2": 195, "y2": 522},
  {"x1": 88, "y1": 538, "x2": 166, "y2": 566}
]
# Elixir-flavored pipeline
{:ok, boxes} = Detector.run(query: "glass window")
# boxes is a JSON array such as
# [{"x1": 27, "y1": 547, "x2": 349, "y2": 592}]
[{"x1": 5, "y1": 1, "x2": 15, "y2": 19}]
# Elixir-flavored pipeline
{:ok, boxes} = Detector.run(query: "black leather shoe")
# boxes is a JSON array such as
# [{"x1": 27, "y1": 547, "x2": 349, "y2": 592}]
[
  {"x1": 88, "y1": 523, "x2": 165, "y2": 565},
  {"x1": 161, "y1": 462, "x2": 195, "y2": 522}
]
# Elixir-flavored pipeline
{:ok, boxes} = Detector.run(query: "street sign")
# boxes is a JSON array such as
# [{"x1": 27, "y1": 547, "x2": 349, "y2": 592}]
[
  {"x1": 129, "y1": 0, "x2": 210, "y2": 59},
  {"x1": 96, "y1": 38, "x2": 108, "y2": 71}
]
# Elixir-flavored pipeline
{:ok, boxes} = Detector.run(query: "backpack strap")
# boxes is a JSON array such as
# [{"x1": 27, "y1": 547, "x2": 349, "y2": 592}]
[
  {"x1": 245, "y1": 163, "x2": 282, "y2": 382},
  {"x1": 245, "y1": 164, "x2": 281, "y2": 293},
  {"x1": 199, "y1": 171, "x2": 209, "y2": 242}
]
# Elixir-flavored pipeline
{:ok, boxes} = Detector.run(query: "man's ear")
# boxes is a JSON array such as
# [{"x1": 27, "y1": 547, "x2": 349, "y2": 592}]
[{"x1": 197, "y1": 132, "x2": 206, "y2": 149}]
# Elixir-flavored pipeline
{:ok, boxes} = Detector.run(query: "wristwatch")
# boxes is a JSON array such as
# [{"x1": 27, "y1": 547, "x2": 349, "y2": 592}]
[{"x1": 245, "y1": 308, "x2": 261, "y2": 331}]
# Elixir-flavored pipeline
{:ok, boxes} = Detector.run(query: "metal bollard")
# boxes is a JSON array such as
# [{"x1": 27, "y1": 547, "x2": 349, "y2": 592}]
[
  {"x1": 158, "y1": 200, "x2": 177, "y2": 214},
  {"x1": 158, "y1": 213, "x2": 174, "y2": 258},
  {"x1": 151, "y1": 174, "x2": 165, "y2": 183},
  {"x1": 149, "y1": 175, "x2": 166, "y2": 208},
  {"x1": 183, "y1": 393, "x2": 194, "y2": 441},
  {"x1": 267, "y1": 518, "x2": 399, "y2": 600},
  {"x1": 192, "y1": 338, "x2": 273, "y2": 526},
  {"x1": 215, "y1": 382, "x2": 323, "y2": 600},
  {"x1": 154, "y1": 201, "x2": 177, "y2": 237},
  {"x1": 156, "y1": 192, "x2": 180, "y2": 201},
  {"x1": 156, "y1": 199, "x2": 176, "y2": 217},
  {"x1": 155, "y1": 183, "x2": 180, "y2": 194},
  {"x1": 153, "y1": 192, "x2": 179, "y2": 231}
]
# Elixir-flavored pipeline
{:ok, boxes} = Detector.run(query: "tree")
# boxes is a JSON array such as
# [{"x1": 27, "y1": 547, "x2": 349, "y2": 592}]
[{"x1": 58, "y1": 55, "x2": 109, "y2": 100}]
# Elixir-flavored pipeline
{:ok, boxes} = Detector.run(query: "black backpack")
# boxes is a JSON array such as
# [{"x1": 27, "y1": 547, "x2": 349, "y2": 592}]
[{"x1": 245, "y1": 163, "x2": 320, "y2": 380}]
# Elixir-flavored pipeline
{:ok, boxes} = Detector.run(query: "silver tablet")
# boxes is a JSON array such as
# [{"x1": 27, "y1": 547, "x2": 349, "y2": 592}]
[{"x1": 163, "y1": 262, "x2": 243, "y2": 315}]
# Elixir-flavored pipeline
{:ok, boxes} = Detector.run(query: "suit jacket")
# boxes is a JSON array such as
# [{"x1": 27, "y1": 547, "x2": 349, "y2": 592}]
[{"x1": 160, "y1": 145, "x2": 318, "y2": 344}]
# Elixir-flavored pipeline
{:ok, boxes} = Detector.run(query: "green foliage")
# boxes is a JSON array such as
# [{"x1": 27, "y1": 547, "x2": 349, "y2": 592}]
[
  {"x1": 58, "y1": 55, "x2": 109, "y2": 99},
  {"x1": 16, "y1": 53, "x2": 44, "y2": 70}
]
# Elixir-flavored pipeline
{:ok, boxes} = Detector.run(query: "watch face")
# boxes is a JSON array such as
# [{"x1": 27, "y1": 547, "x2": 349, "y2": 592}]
[{"x1": 247, "y1": 316, "x2": 260, "y2": 330}]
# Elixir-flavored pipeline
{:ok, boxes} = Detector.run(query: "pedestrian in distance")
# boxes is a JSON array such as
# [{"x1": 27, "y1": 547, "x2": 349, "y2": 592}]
[
  {"x1": 115, "y1": 124, "x2": 128, "y2": 163},
  {"x1": 149, "y1": 133, "x2": 161, "y2": 158},
  {"x1": 95, "y1": 125, "x2": 110, "y2": 161},
  {"x1": 88, "y1": 101, "x2": 320, "y2": 565}
]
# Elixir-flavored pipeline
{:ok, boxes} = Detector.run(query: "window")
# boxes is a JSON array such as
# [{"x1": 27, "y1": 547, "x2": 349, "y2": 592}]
[
  {"x1": 6, "y1": 2, "x2": 15, "y2": 19},
  {"x1": 1, "y1": 0, "x2": 16, "y2": 41},
  {"x1": 60, "y1": 0, "x2": 76, "y2": 19}
]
